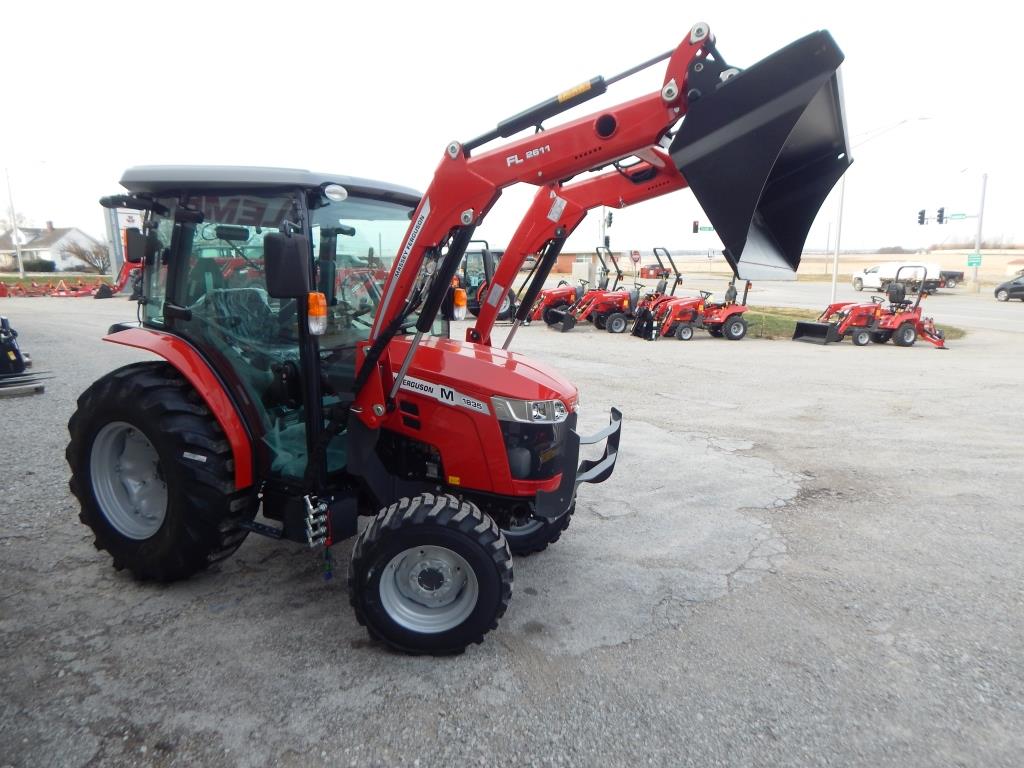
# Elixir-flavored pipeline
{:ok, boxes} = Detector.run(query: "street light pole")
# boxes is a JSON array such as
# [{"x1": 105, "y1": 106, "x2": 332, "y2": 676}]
[
  {"x1": 4, "y1": 168, "x2": 25, "y2": 279},
  {"x1": 829, "y1": 175, "x2": 846, "y2": 303},
  {"x1": 972, "y1": 172, "x2": 987, "y2": 293}
]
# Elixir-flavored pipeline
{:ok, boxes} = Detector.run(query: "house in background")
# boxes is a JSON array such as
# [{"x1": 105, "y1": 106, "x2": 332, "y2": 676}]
[{"x1": 0, "y1": 222, "x2": 105, "y2": 271}]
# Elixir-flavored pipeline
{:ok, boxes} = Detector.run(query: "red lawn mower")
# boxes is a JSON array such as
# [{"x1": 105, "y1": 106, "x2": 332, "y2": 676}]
[{"x1": 793, "y1": 266, "x2": 947, "y2": 348}]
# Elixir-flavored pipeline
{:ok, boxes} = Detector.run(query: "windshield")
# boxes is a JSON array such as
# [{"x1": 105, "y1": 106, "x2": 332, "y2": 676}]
[{"x1": 310, "y1": 195, "x2": 414, "y2": 354}]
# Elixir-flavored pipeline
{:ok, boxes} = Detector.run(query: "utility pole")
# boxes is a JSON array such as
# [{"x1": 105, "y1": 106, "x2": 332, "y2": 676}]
[
  {"x1": 4, "y1": 168, "x2": 25, "y2": 279},
  {"x1": 972, "y1": 173, "x2": 987, "y2": 293},
  {"x1": 829, "y1": 175, "x2": 846, "y2": 303}
]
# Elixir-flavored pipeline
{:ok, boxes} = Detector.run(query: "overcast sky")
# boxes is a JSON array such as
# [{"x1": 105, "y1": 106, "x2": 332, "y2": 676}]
[{"x1": 2, "y1": 0, "x2": 1017, "y2": 255}]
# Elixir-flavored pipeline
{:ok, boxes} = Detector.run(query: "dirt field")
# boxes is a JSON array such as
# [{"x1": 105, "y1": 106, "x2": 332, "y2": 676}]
[{"x1": 1, "y1": 296, "x2": 1022, "y2": 767}]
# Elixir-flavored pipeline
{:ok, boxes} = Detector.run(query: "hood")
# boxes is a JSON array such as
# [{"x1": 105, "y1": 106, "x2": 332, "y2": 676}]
[{"x1": 392, "y1": 336, "x2": 577, "y2": 406}]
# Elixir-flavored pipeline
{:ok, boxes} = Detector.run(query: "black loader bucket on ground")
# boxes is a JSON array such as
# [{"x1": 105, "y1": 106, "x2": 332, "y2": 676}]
[
  {"x1": 792, "y1": 320, "x2": 842, "y2": 344},
  {"x1": 669, "y1": 31, "x2": 851, "y2": 281}
]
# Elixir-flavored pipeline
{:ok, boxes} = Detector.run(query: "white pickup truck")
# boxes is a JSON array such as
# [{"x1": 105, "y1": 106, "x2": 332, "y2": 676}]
[{"x1": 851, "y1": 262, "x2": 943, "y2": 294}]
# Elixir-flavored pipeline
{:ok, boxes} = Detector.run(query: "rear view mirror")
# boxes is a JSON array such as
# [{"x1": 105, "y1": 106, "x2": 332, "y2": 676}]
[
  {"x1": 124, "y1": 227, "x2": 161, "y2": 264},
  {"x1": 264, "y1": 233, "x2": 311, "y2": 298}
]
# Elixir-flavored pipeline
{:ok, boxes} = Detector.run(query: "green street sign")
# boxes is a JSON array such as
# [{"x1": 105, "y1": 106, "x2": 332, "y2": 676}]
[
  {"x1": 967, "y1": 253, "x2": 982, "y2": 267},
  {"x1": 949, "y1": 213, "x2": 967, "y2": 220},
  {"x1": 699, "y1": 226, "x2": 714, "y2": 232}
]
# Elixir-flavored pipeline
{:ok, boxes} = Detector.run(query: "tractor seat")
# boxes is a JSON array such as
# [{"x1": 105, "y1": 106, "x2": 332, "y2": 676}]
[
  {"x1": 723, "y1": 284, "x2": 738, "y2": 305},
  {"x1": 655, "y1": 278, "x2": 668, "y2": 294},
  {"x1": 887, "y1": 282, "x2": 907, "y2": 305},
  {"x1": 574, "y1": 285, "x2": 586, "y2": 302},
  {"x1": 202, "y1": 287, "x2": 278, "y2": 343}
]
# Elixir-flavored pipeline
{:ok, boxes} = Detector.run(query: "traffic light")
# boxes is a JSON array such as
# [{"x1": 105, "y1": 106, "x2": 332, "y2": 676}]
[
  {"x1": 936, "y1": 207, "x2": 945, "y2": 224},
  {"x1": 604, "y1": 235, "x2": 610, "y2": 248},
  {"x1": 917, "y1": 209, "x2": 926, "y2": 225},
  {"x1": 605, "y1": 211, "x2": 613, "y2": 228},
  {"x1": 692, "y1": 220, "x2": 699, "y2": 233}
]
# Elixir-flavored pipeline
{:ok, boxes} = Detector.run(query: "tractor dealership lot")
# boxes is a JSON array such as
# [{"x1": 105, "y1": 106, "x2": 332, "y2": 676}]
[{"x1": 2, "y1": 292, "x2": 1023, "y2": 767}]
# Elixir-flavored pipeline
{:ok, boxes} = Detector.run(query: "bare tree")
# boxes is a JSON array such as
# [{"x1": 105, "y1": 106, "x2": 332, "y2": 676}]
[{"x1": 60, "y1": 241, "x2": 112, "y2": 273}]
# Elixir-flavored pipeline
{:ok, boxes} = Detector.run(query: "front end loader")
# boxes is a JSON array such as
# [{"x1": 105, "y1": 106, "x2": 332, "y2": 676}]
[{"x1": 67, "y1": 22, "x2": 850, "y2": 654}]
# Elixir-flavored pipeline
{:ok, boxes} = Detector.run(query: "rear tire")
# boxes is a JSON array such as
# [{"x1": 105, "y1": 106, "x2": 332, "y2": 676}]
[
  {"x1": 349, "y1": 493, "x2": 513, "y2": 655},
  {"x1": 723, "y1": 316, "x2": 748, "y2": 340},
  {"x1": 945, "y1": 279, "x2": 958, "y2": 289},
  {"x1": 605, "y1": 313, "x2": 628, "y2": 333},
  {"x1": 543, "y1": 302, "x2": 569, "y2": 325},
  {"x1": 66, "y1": 362, "x2": 256, "y2": 582},
  {"x1": 851, "y1": 328, "x2": 871, "y2": 346},
  {"x1": 853, "y1": 278, "x2": 863, "y2": 291},
  {"x1": 708, "y1": 328, "x2": 724, "y2": 338},
  {"x1": 94, "y1": 284, "x2": 114, "y2": 299},
  {"x1": 893, "y1": 322, "x2": 917, "y2": 347}
]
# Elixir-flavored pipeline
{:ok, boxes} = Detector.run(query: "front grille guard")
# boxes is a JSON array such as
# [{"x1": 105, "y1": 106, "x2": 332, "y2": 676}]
[{"x1": 534, "y1": 407, "x2": 622, "y2": 521}]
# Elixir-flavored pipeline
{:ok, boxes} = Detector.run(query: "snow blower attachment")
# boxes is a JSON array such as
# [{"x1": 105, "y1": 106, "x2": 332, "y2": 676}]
[{"x1": 669, "y1": 31, "x2": 851, "y2": 280}]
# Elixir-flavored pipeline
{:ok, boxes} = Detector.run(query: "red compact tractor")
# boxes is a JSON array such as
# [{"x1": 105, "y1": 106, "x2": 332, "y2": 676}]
[
  {"x1": 639, "y1": 279, "x2": 751, "y2": 340},
  {"x1": 793, "y1": 266, "x2": 947, "y2": 348},
  {"x1": 547, "y1": 249, "x2": 649, "y2": 333},
  {"x1": 66, "y1": 23, "x2": 850, "y2": 653}
]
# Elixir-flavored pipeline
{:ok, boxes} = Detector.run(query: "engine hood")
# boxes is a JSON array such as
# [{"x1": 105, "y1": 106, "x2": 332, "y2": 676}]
[{"x1": 391, "y1": 336, "x2": 577, "y2": 407}]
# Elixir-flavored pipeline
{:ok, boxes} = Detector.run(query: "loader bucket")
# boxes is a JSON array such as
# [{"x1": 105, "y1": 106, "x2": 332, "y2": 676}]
[
  {"x1": 669, "y1": 31, "x2": 851, "y2": 281},
  {"x1": 559, "y1": 313, "x2": 578, "y2": 333},
  {"x1": 792, "y1": 321, "x2": 841, "y2": 344}
]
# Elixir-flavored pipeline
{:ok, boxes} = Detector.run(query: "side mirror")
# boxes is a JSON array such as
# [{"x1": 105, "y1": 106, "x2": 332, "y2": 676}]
[
  {"x1": 124, "y1": 227, "x2": 162, "y2": 265},
  {"x1": 264, "y1": 233, "x2": 311, "y2": 298}
]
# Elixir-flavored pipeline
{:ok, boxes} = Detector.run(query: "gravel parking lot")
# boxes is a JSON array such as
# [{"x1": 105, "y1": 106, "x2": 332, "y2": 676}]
[{"x1": 1, "y1": 295, "x2": 1022, "y2": 767}]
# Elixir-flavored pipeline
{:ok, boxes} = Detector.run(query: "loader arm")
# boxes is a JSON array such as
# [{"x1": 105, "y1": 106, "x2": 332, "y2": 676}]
[
  {"x1": 354, "y1": 23, "x2": 850, "y2": 426},
  {"x1": 469, "y1": 148, "x2": 688, "y2": 346}
]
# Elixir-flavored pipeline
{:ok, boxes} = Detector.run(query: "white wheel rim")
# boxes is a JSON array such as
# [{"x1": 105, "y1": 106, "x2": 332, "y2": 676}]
[
  {"x1": 90, "y1": 422, "x2": 168, "y2": 540},
  {"x1": 379, "y1": 545, "x2": 479, "y2": 633}
]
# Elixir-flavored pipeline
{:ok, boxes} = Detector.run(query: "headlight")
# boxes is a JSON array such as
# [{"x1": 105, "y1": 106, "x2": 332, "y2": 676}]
[{"x1": 492, "y1": 396, "x2": 569, "y2": 423}]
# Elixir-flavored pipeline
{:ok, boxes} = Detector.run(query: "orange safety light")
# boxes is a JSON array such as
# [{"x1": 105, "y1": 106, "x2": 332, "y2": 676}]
[{"x1": 308, "y1": 291, "x2": 327, "y2": 335}]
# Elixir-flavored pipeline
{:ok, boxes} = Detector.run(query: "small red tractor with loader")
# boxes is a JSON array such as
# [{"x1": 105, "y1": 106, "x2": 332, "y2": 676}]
[
  {"x1": 66, "y1": 23, "x2": 850, "y2": 654},
  {"x1": 793, "y1": 266, "x2": 947, "y2": 348}
]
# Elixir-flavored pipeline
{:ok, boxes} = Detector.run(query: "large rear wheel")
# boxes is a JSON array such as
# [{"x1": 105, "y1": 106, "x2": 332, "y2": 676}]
[
  {"x1": 893, "y1": 322, "x2": 917, "y2": 347},
  {"x1": 723, "y1": 316, "x2": 748, "y2": 340},
  {"x1": 349, "y1": 493, "x2": 513, "y2": 655},
  {"x1": 66, "y1": 362, "x2": 256, "y2": 582}
]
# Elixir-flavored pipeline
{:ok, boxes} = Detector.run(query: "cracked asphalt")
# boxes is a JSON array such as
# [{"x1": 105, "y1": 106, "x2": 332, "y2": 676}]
[{"x1": 1, "y1": 296, "x2": 1022, "y2": 767}]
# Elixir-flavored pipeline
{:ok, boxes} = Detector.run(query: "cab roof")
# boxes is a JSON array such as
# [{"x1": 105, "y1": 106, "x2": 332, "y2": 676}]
[{"x1": 119, "y1": 165, "x2": 421, "y2": 205}]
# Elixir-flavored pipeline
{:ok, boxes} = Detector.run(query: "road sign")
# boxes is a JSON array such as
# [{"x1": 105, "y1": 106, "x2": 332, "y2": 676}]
[
  {"x1": 949, "y1": 213, "x2": 967, "y2": 220},
  {"x1": 967, "y1": 253, "x2": 982, "y2": 267},
  {"x1": 629, "y1": 249, "x2": 641, "y2": 264},
  {"x1": 699, "y1": 226, "x2": 714, "y2": 232}
]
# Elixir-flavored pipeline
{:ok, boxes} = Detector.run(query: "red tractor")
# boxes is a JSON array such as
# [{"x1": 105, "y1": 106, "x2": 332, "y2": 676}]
[
  {"x1": 793, "y1": 266, "x2": 947, "y2": 348},
  {"x1": 66, "y1": 23, "x2": 850, "y2": 654},
  {"x1": 640, "y1": 279, "x2": 751, "y2": 340}
]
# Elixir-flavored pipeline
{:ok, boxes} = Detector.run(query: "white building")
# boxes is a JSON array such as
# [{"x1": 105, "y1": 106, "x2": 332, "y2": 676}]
[{"x1": 0, "y1": 222, "x2": 104, "y2": 271}]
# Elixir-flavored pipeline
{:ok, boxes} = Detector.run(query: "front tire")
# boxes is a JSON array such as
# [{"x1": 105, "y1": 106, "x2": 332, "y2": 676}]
[
  {"x1": 723, "y1": 316, "x2": 748, "y2": 340},
  {"x1": 349, "y1": 493, "x2": 513, "y2": 655},
  {"x1": 66, "y1": 362, "x2": 256, "y2": 582},
  {"x1": 675, "y1": 324, "x2": 694, "y2": 341},
  {"x1": 851, "y1": 328, "x2": 871, "y2": 346},
  {"x1": 853, "y1": 278, "x2": 863, "y2": 291},
  {"x1": 605, "y1": 312, "x2": 628, "y2": 333},
  {"x1": 500, "y1": 503, "x2": 574, "y2": 556},
  {"x1": 996, "y1": 289, "x2": 1009, "y2": 302}
]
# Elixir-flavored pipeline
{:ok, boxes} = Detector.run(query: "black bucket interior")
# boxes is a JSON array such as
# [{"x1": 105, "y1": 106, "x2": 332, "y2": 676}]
[
  {"x1": 670, "y1": 31, "x2": 851, "y2": 281},
  {"x1": 792, "y1": 320, "x2": 839, "y2": 344}
]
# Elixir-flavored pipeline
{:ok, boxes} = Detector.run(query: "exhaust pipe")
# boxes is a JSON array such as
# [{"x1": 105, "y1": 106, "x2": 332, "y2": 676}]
[
  {"x1": 792, "y1": 320, "x2": 842, "y2": 344},
  {"x1": 670, "y1": 31, "x2": 851, "y2": 280}
]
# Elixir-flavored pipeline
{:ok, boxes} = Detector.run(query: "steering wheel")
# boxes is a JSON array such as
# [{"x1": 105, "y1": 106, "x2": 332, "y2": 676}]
[
  {"x1": 578, "y1": 279, "x2": 590, "y2": 288},
  {"x1": 700, "y1": 290, "x2": 713, "y2": 300},
  {"x1": 872, "y1": 295, "x2": 884, "y2": 305}
]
